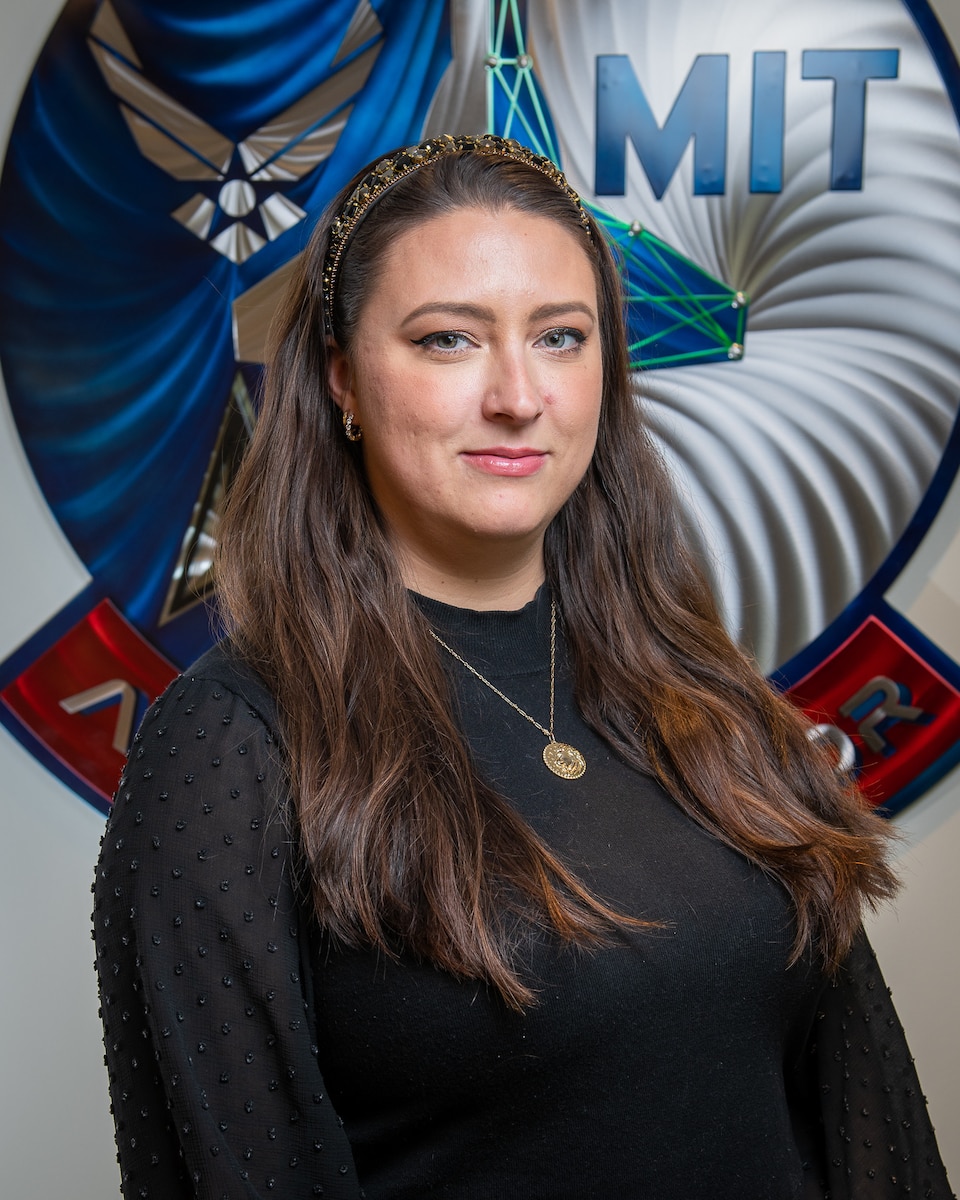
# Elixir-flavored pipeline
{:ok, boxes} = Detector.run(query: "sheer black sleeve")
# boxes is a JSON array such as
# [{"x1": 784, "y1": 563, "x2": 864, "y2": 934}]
[
  {"x1": 800, "y1": 929, "x2": 954, "y2": 1199},
  {"x1": 93, "y1": 650, "x2": 362, "y2": 1200}
]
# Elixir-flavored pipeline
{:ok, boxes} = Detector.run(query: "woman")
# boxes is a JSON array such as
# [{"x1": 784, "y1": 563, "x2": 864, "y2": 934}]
[{"x1": 94, "y1": 134, "x2": 952, "y2": 1199}]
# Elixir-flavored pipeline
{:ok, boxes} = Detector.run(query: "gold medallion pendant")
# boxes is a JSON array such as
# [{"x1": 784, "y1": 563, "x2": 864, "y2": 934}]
[
  {"x1": 543, "y1": 741, "x2": 587, "y2": 780},
  {"x1": 431, "y1": 598, "x2": 587, "y2": 780}
]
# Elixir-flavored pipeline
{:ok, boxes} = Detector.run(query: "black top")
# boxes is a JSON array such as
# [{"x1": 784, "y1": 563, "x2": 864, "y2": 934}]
[{"x1": 93, "y1": 589, "x2": 954, "y2": 1200}]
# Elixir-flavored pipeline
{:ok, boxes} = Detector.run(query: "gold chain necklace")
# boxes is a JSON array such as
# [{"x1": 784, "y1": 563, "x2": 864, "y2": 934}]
[{"x1": 429, "y1": 599, "x2": 587, "y2": 780}]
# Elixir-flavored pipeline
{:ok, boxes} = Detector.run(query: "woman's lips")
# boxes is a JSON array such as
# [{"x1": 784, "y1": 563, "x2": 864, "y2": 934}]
[{"x1": 461, "y1": 449, "x2": 547, "y2": 477}]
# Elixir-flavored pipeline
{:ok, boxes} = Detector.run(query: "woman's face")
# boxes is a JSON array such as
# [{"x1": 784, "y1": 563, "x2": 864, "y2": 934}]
[{"x1": 328, "y1": 205, "x2": 603, "y2": 587}]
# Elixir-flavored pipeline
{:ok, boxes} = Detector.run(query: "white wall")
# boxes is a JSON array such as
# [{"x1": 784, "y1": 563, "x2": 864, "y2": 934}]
[
  {"x1": 863, "y1": 10, "x2": 960, "y2": 1173},
  {"x1": 0, "y1": 4, "x2": 124, "y2": 1196},
  {"x1": 1, "y1": 2, "x2": 958, "y2": 1195}
]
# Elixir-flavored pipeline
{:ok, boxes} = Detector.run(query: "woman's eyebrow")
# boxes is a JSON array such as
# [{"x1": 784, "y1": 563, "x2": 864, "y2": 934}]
[
  {"x1": 528, "y1": 301, "x2": 596, "y2": 323},
  {"x1": 401, "y1": 301, "x2": 497, "y2": 327}
]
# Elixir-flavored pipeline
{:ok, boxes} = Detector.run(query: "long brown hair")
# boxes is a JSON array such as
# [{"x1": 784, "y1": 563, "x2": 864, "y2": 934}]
[{"x1": 216, "y1": 144, "x2": 896, "y2": 1009}]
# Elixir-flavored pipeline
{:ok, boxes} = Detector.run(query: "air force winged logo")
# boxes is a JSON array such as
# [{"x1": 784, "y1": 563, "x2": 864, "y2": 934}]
[{"x1": 88, "y1": 0, "x2": 383, "y2": 264}]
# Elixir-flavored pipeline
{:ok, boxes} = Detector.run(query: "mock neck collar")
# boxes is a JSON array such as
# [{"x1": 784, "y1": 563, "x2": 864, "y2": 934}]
[{"x1": 413, "y1": 584, "x2": 553, "y2": 677}]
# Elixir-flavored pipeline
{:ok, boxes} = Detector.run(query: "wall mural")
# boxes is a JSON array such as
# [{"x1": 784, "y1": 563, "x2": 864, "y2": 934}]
[{"x1": 1, "y1": 0, "x2": 959, "y2": 815}]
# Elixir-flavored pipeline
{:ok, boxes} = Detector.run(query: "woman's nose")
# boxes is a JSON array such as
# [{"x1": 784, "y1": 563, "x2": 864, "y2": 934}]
[{"x1": 481, "y1": 348, "x2": 544, "y2": 422}]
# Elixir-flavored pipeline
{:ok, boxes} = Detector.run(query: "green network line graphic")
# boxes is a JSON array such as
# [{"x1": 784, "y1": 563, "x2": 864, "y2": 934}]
[
  {"x1": 485, "y1": 0, "x2": 558, "y2": 161},
  {"x1": 485, "y1": 0, "x2": 748, "y2": 370},
  {"x1": 595, "y1": 210, "x2": 749, "y2": 368}
]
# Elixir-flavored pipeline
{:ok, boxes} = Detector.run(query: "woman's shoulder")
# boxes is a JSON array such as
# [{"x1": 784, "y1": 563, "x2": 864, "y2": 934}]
[
  {"x1": 169, "y1": 638, "x2": 280, "y2": 731},
  {"x1": 109, "y1": 639, "x2": 286, "y2": 833}
]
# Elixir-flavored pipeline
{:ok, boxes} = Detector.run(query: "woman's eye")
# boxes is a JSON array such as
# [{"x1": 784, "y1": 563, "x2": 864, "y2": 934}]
[
  {"x1": 412, "y1": 331, "x2": 470, "y2": 352},
  {"x1": 539, "y1": 327, "x2": 584, "y2": 351}
]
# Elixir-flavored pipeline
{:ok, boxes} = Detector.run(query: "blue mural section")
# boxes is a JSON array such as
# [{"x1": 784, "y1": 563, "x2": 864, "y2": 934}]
[{"x1": 0, "y1": 0, "x2": 450, "y2": 667}]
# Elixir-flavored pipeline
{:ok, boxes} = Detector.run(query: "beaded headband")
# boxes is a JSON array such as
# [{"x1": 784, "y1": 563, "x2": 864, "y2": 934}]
[{"x1": 321, "y1": 133, "x2": 592, "y2": 333}]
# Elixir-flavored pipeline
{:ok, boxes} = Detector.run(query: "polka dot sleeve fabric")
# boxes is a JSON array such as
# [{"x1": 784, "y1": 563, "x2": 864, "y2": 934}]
[
  {"x1": 93, "y1": 660, "x2": 362, "y2": 1200},
  {"x1": 809, "y1": 931, "x2": 954, "y2": 1199}
]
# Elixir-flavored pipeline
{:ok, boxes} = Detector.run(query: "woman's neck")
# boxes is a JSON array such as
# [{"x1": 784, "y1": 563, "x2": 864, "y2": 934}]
[{"x1": 397, "y1": 543, "x2": 546, "y2": 611}]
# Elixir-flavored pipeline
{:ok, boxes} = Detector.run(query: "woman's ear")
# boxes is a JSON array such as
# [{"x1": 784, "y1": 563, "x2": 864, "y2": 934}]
[{"x1": 326, "y1": 340, "x2": 354, "y2": 414}]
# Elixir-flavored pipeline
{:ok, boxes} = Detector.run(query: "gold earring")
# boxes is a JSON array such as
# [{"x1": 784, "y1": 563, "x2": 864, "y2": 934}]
[{"x1": 342, "y1": 411, "x2": 362, "y2": 442}]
